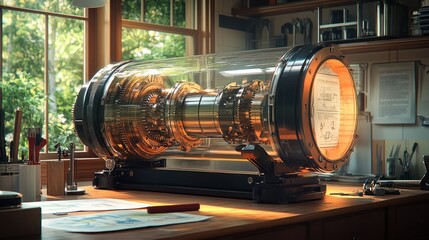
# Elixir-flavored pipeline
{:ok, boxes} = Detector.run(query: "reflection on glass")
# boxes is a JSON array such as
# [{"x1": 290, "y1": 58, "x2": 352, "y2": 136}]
[{"x1": 122, "y1": 28, "x2": 191, "y2": 61}]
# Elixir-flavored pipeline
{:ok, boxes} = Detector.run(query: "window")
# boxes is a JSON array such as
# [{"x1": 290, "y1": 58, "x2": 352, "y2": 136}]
[
  {"x1": 0, "y1": 1, "x2": 212, "y2": 161},
  {"x1": 121, "y1": 0, "x2": 198, "y2": 61},
  {"x1": 1, "y1": 1, "x2": 90, "y2": 160}
]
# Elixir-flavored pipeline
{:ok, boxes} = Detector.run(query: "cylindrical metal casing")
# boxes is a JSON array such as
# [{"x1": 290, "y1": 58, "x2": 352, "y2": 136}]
[{"x1": 182, "y1": 93, "x2": 220, "y2": 138}]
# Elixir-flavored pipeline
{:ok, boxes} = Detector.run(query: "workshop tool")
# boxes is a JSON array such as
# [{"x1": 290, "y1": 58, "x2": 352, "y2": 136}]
[
  {"x1": 54, "y1": 142, "x2": 69, "y2": 162},
  {"x1": 281, "y1": 18, "x2": 310, "y2": 47},
  {"x1": 35, "y1": 128, "x2": 47, "y2": 164},
  {"x1": 398, "y1": 143, "x2": 417, "y2": 179},
  {"x1": 65, "y1": 142, "x2": 85, "y2": 195},
  {"x1": 406, "y1": 142, "x2": 418, "y2": 179},
  {"x1": 55, "y1": 143, "x2": 62, "y2": 161},
  {"x1": 376, "y1": 143, "x2": 382, "y2": 175},
  {"x1": 260, "y1": 20, "x2": 272, "y2": 49},
  {"x1": 363, "y1": 176, "x2": 400, "y2": 196},
  {"x1": 27, "y1": 128, "x2": 36, "y2": 164},
  {"x1": 386, "y1": 156, "x2": 396, "y2": 178},
  {"x1": 27, "y1": 128, "x2": 47, "y2": 165},
  {"x1": 393, "y1": 144, "x2": 401, "y2": 159},
  {"x1": 281, "y1": 22, "x2": 293, "y2": 46},
  {"x1": 253, "y1": 19, "x2": 272, "y2": 49},
  {"x1": 386, "y1": 144, "x2": 401, "y2": 178},
  {"x1": 388, "y1": 144, "x2": 400, "y2": 160},
  {"x1": 292, "y1": 18, "x2": 303, "y2": 46},
  {"x1": 330, "y1": 190, "x2": 363, "y2": 197},
  {"x1": 303, "y1": 18, "x2": 312, "y2": 44},
  {"x1": 409, "y1": 142, "x2": 418, "y2": 163},
  {"x1": 420, "y1": 155, "x2": 429, "y2": 190},
  {"x1": 147, "y1": 203, "x2": 200, "y2": 214},
  {"x1": 389, "y1": 145, "x2": 394, "y2": 158}
]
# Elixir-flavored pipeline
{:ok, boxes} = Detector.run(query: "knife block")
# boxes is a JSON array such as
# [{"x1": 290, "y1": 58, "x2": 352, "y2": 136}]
[{"x1": 46, "y1": 161, "x2": 65, "y2": 196}]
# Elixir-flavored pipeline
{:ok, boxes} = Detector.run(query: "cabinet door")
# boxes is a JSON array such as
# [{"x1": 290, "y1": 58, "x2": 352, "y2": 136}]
[
  {"x1": 232, "y1": 223, "x2": 308, "y2": 240},
  {"x1": 394, "y1": 202, "x2": 429, "y2": 240},
  {"x1": 323, "y1": 210, "x2": 385, "y2": 240}
]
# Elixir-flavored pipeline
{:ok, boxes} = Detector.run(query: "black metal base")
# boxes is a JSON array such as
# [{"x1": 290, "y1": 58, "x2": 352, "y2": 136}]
[
  {"x1": 94, "y1": 167, "x2": 257, "y2": 199},
  {"x1": 65, "y1": 187, "x2": 86, "y2": 195},
  {"x1": 93, "y1": 167, "x2": 326, "y2": 204},
  {"x1": 253, "y1": 176, "x2": 326, "y2": 204}
]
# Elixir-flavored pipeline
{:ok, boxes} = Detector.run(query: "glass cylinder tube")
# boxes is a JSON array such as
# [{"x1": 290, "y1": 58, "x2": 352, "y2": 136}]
[{"x1": 73, "y1": 44, "x2": 357, "y2": 172}]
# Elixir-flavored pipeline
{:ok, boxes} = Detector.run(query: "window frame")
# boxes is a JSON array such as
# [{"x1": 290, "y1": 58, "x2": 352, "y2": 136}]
[
  {"x1": 0, "y1": 4, "x2": 96, "y2": 160},
  {"x1": 0, "y1": 0, "x2": 215, "y2": 161},
  {"x1": 122, "y1": 19, "x2": 200, "y2": 57},
  {"x1": 120, "y1": 0, "x2": 215, "y2": 60}
]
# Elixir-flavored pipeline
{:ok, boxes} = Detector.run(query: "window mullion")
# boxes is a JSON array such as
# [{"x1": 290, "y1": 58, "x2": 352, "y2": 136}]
[
  {"x1": 1, "y1": 4, "x2": 90, "y2": 158},
  {"x1": 170, "y1": 0, "x2": 174, "y2": 27},
  {"x1": 141, "y1": 0, "x2": 144, "y2": 22},
  {"x1": 123, "y1": 19, "x2": 197, "y2": 37},
  {"x1": 44, "y1": 13, "x2": 49, "y2": 153},
  {"x1": 0, "y1": 9, "x2": 3, "y2": 80}
]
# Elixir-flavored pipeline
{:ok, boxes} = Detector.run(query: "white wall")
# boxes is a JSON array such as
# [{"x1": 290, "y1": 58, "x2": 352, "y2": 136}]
[
  {"x1": 347, "y1": 49, "x2": 429, "y2": 178},
  {"x1": 215, "y1": 0, "x2": 248, "y2": 53}
]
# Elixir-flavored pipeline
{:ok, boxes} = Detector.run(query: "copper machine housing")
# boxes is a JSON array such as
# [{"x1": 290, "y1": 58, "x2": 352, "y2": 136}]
[{"x1": 73, "y1": 44, "x2": 358, "y2": 203}]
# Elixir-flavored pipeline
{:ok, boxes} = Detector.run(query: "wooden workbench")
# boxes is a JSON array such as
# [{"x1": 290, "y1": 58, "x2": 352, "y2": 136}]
[{"x1": 39, "y1": 182, "x2": 429, "y2": 240}]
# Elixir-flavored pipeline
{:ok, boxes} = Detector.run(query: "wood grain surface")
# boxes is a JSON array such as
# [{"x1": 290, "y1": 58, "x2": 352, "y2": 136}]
[{"x1": 36, "y1": 181, "x2": 429, "y2": 240}]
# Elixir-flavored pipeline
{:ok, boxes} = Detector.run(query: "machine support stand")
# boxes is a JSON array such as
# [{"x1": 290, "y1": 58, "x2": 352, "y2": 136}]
[{"x1": 236, "y1": 144, "x2": 326, "y2": 204}]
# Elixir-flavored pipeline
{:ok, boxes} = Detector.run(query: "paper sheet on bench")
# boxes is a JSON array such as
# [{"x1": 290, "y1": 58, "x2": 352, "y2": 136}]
[
  {"x1": 23, "y1": 198, "x2": 150, "y2": 214},
  {"x1": 42, "y1": 210, "x2": 211, "y2": 233}
]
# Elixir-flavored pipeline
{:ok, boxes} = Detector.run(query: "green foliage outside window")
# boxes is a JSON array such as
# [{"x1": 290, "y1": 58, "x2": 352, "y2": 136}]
[
  {"x1": 1, "y1": 71, "x2": 44, "y2": 145},
  {"x1": 1, "y1": 1, "x2": 84, "y2": 157},
  {"x1": 122, "y1": 0, "x2": 186, "y2": 27},
  {"x1": 1, "y1": 0, "x2": 192, "y2": 158},
  {"x1": 122, "y1": 0, "x2": 189, "y2": 61},
  {"x1": 122, "y1": 28, "x2": 187, "y2": 61},
  {"x1": 144, "y1": 0, "x2": 171, "y2": 25}
]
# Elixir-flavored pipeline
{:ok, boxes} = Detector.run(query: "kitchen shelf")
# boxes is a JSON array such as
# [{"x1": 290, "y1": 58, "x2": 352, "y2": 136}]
[
  {"x1": 231, "y1": 0, "x2": 428, "y2": 54},
  {"x1": 231, "y1": 0, "x2": 356, "y2": 17},
  {"x1": 320, "y1": 21, "x2": 358, "y2": 29},
  {"x1": 338, "y1": 35, "x2": 429, "y2": 54}
]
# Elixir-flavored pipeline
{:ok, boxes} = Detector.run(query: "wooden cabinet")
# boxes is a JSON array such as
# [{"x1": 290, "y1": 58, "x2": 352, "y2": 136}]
[
  {"x1": 389, "y1": 201, "x2": 429, "y2": 240},
  {"x1": 220, "y1": 200, "x2": 429, "y2": 240},
  {"x1": 229, "y1": 224, "x2": 308, "y2": 240},
  {"x1": 230, "y1": 0, "x2": 429, "y2": 54},
  {"x1": 322, "y1": 210, "x2": 385, "y2": 240}
]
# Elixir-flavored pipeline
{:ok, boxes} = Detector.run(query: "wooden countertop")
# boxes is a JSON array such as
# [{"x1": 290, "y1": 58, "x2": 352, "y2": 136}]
[{"x1": 40, "y1": 182, "x2": 429, "y2": 240}]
